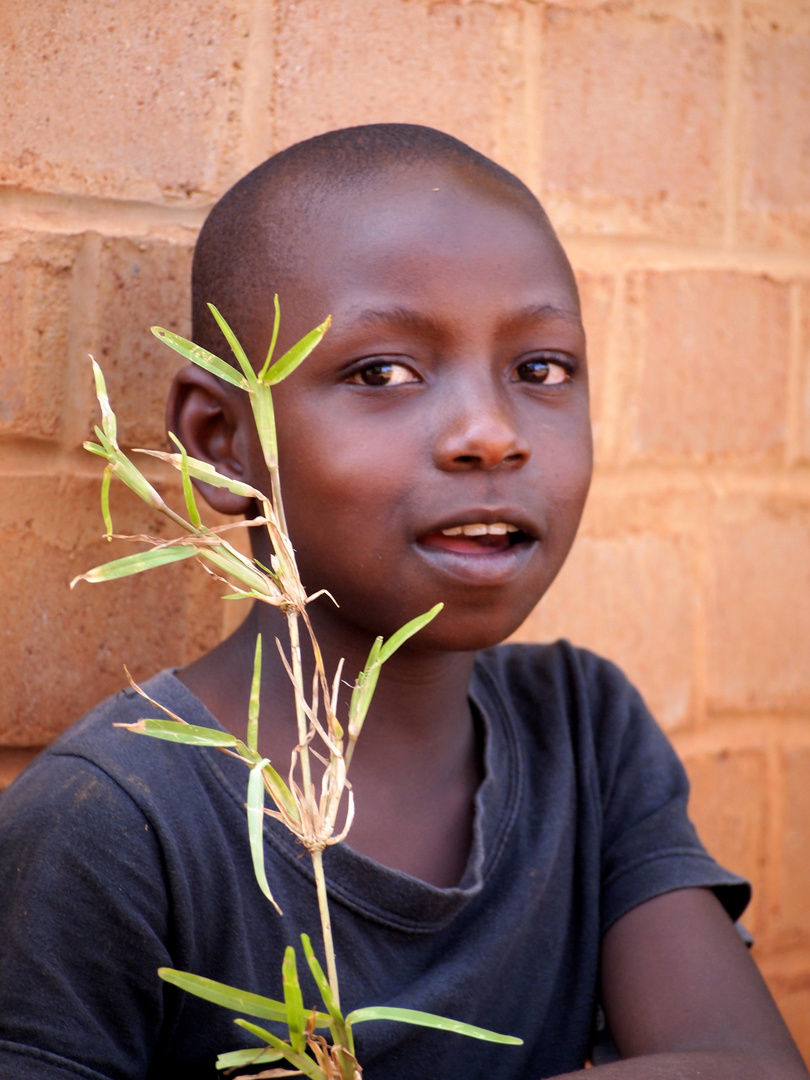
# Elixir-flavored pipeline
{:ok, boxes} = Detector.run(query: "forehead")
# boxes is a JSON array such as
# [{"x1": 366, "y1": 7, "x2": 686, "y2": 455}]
[{"x1": 269, "y1": 164, "x2": 579, "y2": 332}]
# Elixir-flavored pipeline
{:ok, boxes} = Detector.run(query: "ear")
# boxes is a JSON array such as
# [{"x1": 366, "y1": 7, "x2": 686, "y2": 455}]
[{"x1": 166, "y1": 364, "x2": 257, "y2": 516}]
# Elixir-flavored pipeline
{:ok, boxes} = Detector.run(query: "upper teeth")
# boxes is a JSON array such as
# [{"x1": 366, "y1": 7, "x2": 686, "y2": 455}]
[{"x1": 441, "y1": 523, "x2": 519, "y2": 536}]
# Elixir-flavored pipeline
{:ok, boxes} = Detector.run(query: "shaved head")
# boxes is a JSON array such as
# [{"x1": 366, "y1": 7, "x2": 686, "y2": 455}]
[{"x1": 192, "y1": 123, "x2": 567, "y2": 361}]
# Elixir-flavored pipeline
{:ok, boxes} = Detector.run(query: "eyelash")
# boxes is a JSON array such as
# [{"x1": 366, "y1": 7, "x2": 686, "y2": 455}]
[
  {"x1": 346, "y1": 360, "x2": 419, "y2": 387},
  {"x1": 512, "y1": 355, "x2": 574, "y2": 386},
  {"x1": 345, "y1": 353, "x2": 576, "y2": 388}
]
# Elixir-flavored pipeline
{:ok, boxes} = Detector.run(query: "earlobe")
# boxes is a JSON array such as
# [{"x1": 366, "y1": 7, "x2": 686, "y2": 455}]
[{"x1": 166, "y1": 364, "x2": 256, "y2": 516}]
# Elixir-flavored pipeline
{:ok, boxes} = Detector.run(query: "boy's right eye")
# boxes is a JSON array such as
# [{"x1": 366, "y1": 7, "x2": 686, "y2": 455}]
[{"x1": 347, "y1": 360, "x2": 420, "y2": 387}]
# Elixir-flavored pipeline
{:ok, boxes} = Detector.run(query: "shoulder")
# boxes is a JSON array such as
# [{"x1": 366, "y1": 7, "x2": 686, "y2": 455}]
[
  {"x1": 471, "y1": 639, "x2": 652, "y2": 749},
  {"x1": 0, "y1": 669, "x2": 233, "y2": 866}
]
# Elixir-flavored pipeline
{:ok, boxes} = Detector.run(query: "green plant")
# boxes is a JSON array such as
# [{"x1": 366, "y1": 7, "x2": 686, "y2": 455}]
[{"x1": 72, "y1": 301, "x2": 522, "y2": 1079}]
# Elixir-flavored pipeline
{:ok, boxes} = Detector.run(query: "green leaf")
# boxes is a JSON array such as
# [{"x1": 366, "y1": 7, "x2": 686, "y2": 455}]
[
  {"x1": 258, "y1": 293, "x2": 282, "y2": 381},
  {"x1": 100, "y1": 465, "x2": 113, "y2": 540},
  {"x1": 248, "y1": 634, "x2": 262, "y2": 753},
  {"x1": 151, "y1": 327, "x2": 248, "y2": 390},
  {"x1": 158, "y1": 968, "x2": 304, "y2": 1024},
  {"x1": 207, "y1": 303, "x2": 257, "y2": 388},
  {"x1": 234, "y1": 1020, "x2": 325, "y2": 1080},
  {"x1": 345, "y1": 1006, "x2": 523, "y2": 1045},
  {"x1": 91, "y1": 358, "x2": 116, "y2": 443},
  {"x1": 71, "y1": 545, "x2": 196, "y2": 586},
  {"x1": 83, "y1": 440, "x2": 109, "y2": 458},
  {"x1": 119, "y1": 720, "x2": 240, "y2": 747},
  {"x1": 198, "y1": 547, "x2": 277, "y2": 596},
  {"x1": 378, "y1": 603, "x2": 443, "y2": 664},
  {"x1": 261, "y1": 760, "x2": 302, "y2": 825},
  {"x1": 169, "y1": 432, "x2": 202, "y2": 528},
  {"x1": 250, "y1": 384, "x2": 278, "y2": 471},
  {"x1": 247, "y1": 759, "x2": 281, "y2": 913},
  {"x1": 138, "y1": 446, "x2": 265, "y2": 500},
  {"x1": 301, "y1": 935, "x2": 344, "y2": 1032},
  {"x1": 348, "y1": 636, "x2": 383, "y2": 738},
  {"x1": 109, "y1": 451, "x2": 165, "y2": 510},
  {"x1": 282, "y1": 946, "x2": 306, "y2": 1054},
  {"x1": 216, "y1": 1046, "x2": 284, "y2": 1070},
  {"x1": 262, "y1": 316, "x2": 331, "y2": 386}
]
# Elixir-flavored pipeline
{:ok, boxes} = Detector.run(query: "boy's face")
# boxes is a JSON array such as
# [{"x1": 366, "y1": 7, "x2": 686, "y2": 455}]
[{"x1": 241, "y1": 165, "x2": 592, "y2": 653}]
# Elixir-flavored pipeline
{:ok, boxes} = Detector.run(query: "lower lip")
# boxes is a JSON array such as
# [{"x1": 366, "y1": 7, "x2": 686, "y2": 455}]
[{"x1": 414, "y1": 534, "x2": 536, "y2": 586}]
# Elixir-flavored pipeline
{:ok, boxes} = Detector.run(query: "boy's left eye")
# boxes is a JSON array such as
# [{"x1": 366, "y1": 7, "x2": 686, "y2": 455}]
[
  {"x1": 347, "y1": 360, "x2": 420, "y2": 387},
  {"x1": 513, "y1": 356, "x2": 571, "y2": 385}
]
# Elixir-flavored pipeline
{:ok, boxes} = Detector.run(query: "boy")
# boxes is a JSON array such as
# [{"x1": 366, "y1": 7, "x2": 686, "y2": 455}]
[{"x1": 0, "y1": 124, "x2": 806, "y2": 1080}]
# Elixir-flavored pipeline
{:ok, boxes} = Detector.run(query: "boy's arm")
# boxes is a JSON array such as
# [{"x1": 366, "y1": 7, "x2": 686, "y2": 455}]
[{"x1": 557, "y1": 887, "x2": 809, "y2": 1079}]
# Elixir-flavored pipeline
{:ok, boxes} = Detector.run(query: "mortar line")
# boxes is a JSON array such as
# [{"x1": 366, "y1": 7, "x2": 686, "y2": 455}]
[
  {"x1": 562, "y1": 235, "x2": 810, "y2": 277},
  {"x1": 762, "y1": 726, "x2": 784, "y2": 949},
  {"x1": 62, "y1": 232, "x2": 102, "y2": 453},
  {"x1": 785, "y1": 281, "x2": 804, "y2": 466},
  {"x1": 0, "y1": 188, "x2": 210, "y2": 237},
  {"x1": 721, "y1": 0, "x2": 743, "y2": 249},
  {"x1": 522, "y1": 0, "x2": 544, "y2": 195},
  {"x1": 240, "y1": 0, "x2": 278, "y2": 174},
  {"x1": 591, "y1": 271, "x2": 625, "y2": 469},
  {"x1": 691, "y1": 485, "x2": 711, "y2": 730},
  {"x1": 673, "y1": 716, "x2": 810, "y2": 756}
]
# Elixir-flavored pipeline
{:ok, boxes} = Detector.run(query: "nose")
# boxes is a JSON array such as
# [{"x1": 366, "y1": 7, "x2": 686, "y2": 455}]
[{"x1": 432, "y1": 383, "x2": 531, "y2": 472}]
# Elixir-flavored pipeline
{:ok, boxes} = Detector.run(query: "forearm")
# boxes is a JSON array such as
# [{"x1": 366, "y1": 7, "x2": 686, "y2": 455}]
[{"x1": 554, "y1": 1049, "x2": 809, "y2": 1080}]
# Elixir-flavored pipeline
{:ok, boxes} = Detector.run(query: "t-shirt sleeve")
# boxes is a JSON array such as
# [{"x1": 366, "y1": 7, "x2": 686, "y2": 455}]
[
  {"x1": 583, "y1": 652, "x2": 751, "y2": 936},
  {"x1": 0, "y1": 752, "x2": 172, "y2": 1080}
]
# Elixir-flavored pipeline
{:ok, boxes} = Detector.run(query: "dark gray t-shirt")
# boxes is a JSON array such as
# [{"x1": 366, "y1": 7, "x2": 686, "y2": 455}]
[{"x1": 0, "y1": 642, "x2": 748, "y2": 1080}]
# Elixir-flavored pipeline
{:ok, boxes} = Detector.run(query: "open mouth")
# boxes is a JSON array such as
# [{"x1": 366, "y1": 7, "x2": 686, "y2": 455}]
[{"x1": 418, "y1": 522, "x2": 532, "y2": 555}]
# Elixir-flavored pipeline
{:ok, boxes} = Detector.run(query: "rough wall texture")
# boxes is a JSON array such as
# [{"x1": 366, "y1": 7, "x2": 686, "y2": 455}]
[{"x1": 1, "y1": 0, "x2": 809, "y2": 1060}]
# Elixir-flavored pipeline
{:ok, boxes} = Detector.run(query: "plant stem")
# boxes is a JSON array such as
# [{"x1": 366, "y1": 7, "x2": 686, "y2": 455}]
[
  {"x1": 310, "y1": 847, "x2": 340, "y2": 1011},
  {"x1": 269, "y1": 463, "x2": 288, "y2": 537},
  {"x1": 286, "y1": 611, "x2": 314, "y2": 807}
]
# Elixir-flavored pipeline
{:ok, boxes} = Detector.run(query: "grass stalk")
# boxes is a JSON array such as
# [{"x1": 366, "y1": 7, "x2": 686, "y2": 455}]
[{"x1": 310, "y1": 848, "x2": 340, "y2": 1011}]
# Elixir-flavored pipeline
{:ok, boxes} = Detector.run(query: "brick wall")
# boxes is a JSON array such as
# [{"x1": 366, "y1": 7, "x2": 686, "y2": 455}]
[{"x1": 2, "y1": 0, "x2": 808, "y2": 1059}]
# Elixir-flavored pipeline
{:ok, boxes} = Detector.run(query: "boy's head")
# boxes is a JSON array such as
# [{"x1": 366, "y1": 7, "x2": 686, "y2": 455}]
[
  {"x1": 190, "y1": 124, "x2": 575, "y2": 359},
  {"x1": 174, "y1": 124, "x2": 592, "y2": 652}
]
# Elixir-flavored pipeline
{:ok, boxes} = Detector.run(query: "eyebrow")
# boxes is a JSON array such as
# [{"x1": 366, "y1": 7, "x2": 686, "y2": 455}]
[
  {"x1": 347, "y1": 305, "x2": 446, "y2": 335},
  {"x1": 345, "y1": 303, "x2": 583, "y2": 334},
  {"x1": 510, "y1": 303, "x2": 584, "y2": 328}
]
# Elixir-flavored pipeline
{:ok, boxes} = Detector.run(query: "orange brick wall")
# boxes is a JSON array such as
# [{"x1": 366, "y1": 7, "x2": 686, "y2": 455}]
[{"x1": 2, "y1": 0, "x2": 808, "y2": 1059}]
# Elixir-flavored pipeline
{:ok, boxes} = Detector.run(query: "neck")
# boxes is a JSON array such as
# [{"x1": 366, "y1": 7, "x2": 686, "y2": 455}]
[{"x1": 177, "y1": 598, "x2": 483, "y2": 886}]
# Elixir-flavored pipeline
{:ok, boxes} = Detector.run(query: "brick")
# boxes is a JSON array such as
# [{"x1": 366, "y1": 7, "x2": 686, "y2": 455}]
[
  {"x1": 772, "y1": 747, "x2": 810, "y2": 954},
  {"x1": 540, "y1": 3, "x2": 726, "y2": 239},
  {"x1": 763, "y1": 973, "x2": 810, "y2": 1065},
  {"x1": 707, "y1": 498, "x2": 810, "y2": 711},
  {"x1": 0, "y1": 231, "x2": 85, "y2": 440},
  {"x1": 630, "y1": 271, "x2": 790, "y2": 463},
  {"x1": 739, "y1": 2, "x2": 810, "y2": 250},
  {"x1": 0, "y1": 0, "x2": 250, "y2": 202},
  {"x1": 270, "y1": 0, "x2": 523, "y2": 171},
  {"x1": 513, "y1": 497, "x2": 697, "y2": 730},
  {"x1": 574, "y1": 271, "x2": 614, "y2": 452},
  {"x1": 0, "y1": 749, "x2": 40, "y2": 793},
  {"x1": 0, "y1": 475, "x2": 225, "y2": 746},
  {"x1": 801, "y1": 282, "x2": 810, "y2": 464},
  {"x1": 90, "y1": 236, "x2": 194, "y2": 448},
  {"x1": 678, "y1": 747, "x2": 767, "y2": 935}
]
